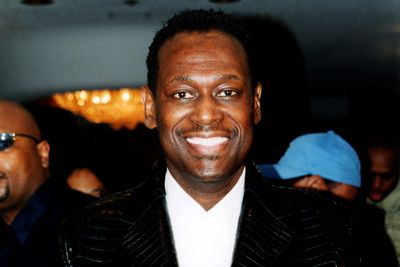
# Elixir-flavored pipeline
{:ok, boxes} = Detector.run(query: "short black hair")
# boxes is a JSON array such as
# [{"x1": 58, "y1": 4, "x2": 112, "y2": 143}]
[{"x1": 146, "y1": 9, "x2": 256, "y2": 94}]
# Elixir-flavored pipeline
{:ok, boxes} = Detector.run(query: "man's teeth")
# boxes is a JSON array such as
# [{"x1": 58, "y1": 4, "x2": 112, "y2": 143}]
[{"x1": 186, "y1": 137, "x2": 228, "y2": 147}]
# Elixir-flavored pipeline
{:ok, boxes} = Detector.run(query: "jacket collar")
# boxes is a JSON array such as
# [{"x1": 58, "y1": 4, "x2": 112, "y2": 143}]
[
  {"x1": 119, "y1": 159, "x2": 178, "y2": 266},
  {"x1": 233, "y1": 161, "x2": 295, "y2": 266},
  {"x1": 119, "y1": 159, "x2": 294, "y2": 266}
]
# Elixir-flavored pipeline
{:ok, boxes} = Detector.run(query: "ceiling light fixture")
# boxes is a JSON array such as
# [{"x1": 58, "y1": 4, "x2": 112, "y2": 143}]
[{"x1": 52, "y1": 87, "x2": 145, "y2": 130}]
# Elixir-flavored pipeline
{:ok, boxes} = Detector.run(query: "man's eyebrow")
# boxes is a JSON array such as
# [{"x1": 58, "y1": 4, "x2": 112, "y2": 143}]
[
  {"x1": 171, "y1": 75, "x2": 191, "y2": 82},
  {"x1": 171, "y1": 74, "x2": 240, "y2": 82},
  {"x1": 171, "y1": 73, "x2": 240, "y2": 82},
  {"x1": 216, "y1": 74, "x2": 240, "y2": 81}
]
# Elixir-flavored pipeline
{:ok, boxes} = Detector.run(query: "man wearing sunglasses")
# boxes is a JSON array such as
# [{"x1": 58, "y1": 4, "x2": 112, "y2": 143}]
[{"x1": 0, "y1": 100, "x2": 91, "y2": 267}]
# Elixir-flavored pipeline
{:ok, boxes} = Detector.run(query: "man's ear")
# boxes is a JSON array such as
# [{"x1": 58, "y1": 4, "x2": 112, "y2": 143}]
[
  {"x1": 253, "y1": 82, "x2": 262, "y2": 124},
  {"x1": 36, "y1": 140, "x2": 50, "y2": 169},
  {"x1": 141, "y1": 86, "x2": 157, "y2": 129}
]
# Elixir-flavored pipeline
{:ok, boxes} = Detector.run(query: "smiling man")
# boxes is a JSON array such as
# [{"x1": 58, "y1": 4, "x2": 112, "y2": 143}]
[
  {"x1": 60, "y1": 9, "x2": 355, "y2": 267},
  {"x1": 145, "y1": 29, "x2": 261, "y2": 212}
]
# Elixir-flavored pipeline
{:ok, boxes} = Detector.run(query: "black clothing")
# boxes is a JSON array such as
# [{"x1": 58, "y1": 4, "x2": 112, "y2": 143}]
[
  {"x1": 356, "y1": 203, "x2": 399, "y2": 267},
  {"x1": 59, "y1": 160, "x2": 355, "y2": 266},
  {"x1": 0, "y1": 179, "x2": 93, "y2": 267}
]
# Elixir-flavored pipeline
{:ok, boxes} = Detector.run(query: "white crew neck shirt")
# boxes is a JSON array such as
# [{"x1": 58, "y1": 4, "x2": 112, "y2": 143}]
[{"x1": 165, "y1": 168, "x2": 245, "y2": 267}]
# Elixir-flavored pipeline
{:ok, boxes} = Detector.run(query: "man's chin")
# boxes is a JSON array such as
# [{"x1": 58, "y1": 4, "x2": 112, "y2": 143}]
[
  {"x1": 187, "y1": 166, "x2": 237, "y2": 185},
  {"x1": 190, "y1": 171, "x2": 227, "y2": 184},
  {"x1": 369, "y1": 193, "x2": 383, "y2": 202}
]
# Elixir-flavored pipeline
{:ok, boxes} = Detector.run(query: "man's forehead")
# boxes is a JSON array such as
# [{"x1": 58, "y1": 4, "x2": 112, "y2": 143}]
[
  {"x1": 0, "y1": 103, "x2": 22, "y2": 129},
  {"x1": 159, "y1": 32, "x2": 249, "y2": 71},
  {"x1": 155, "y1": 30, "x2": 252, "y2": 93},
  {"x1": 161, "y1": 30, "x2": 245, "y2": 54},
  {"x1": 0, "y1": 102, "x2": 39, "y2": 136}
]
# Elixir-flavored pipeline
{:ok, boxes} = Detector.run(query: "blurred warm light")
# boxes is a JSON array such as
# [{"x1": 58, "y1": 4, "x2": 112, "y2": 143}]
[{"x1": 52, "y1": 87, "x2": 146, "y2": 130}]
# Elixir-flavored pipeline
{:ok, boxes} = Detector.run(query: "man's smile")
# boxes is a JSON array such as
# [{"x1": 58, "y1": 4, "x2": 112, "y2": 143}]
[
  {"x1": 186, "y1": 136, "x2": 229, "y2": 147},
  {"x1": 184, "y1": 136, "x2": 230, "y2": 156}
]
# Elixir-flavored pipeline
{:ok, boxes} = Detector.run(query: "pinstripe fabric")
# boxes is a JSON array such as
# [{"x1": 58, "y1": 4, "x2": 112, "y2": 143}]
[
  {"x1": 59, "y1": 160, "x2": 353, "y2": 267},
  {"x1": 232, "y1": 162, "x2": 352, "y2": 267}
]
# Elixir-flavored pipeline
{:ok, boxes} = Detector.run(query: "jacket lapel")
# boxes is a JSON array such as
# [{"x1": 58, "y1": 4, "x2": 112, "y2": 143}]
[
  {"x1": 232, "y1": 193, "x2": 295, "y2": 266},
  {"x1": 119, "y1": 160, "x2": 179, "y2": 266},
  {"x1": 117, "y1": 160, "x2": 295, "y2": 266},
  {"x1": 232, "y1": 162, "x2": 295, "y2": 266},
  {"x1": 119, "y1": 197, "x2": 178, "y2": 266}
]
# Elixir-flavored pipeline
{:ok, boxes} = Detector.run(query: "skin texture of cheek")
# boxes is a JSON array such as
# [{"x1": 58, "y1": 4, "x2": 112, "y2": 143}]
[
  {"x1": 0, "y1": 144, "x2": 42, "y2": 209},
  {"x1": 0, "y1": 180, "x2": 10, "y2": 202},
  {"x1": 0, "y1": 157, "x2": 15, "y2": 204}
]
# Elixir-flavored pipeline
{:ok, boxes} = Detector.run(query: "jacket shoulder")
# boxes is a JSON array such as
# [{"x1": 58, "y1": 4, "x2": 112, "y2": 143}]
[
  {"x1": 260, "y1": 181, "x2": 354, "y2": 232},
  {"x1": 60, "y1": 179, "x2": 156, "y2": 233},
  {"x1": 253, "y1": 180, "x2": 355, "y2": 265},
  {"x1": 58, "y1": 180, "x2": 158, "y2": 266},
  {"x1": 270, "y1": 182, "x2": 348, "y2": 212}
]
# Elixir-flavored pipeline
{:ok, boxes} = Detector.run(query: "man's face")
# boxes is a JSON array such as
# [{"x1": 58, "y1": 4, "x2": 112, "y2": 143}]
[
  {"x1": 0, "y1": 137, "x2": 49, "y2": 217},
  {"x1": 368, "y1": 147, "x2": 399, "y2": 202},
  {"x1": 67, "y1": 168, "x2": 106, "y2": 198},
  {"x1": 144, "y1": 31, "x2": 261, "y2": 186},
  {"x1": 0, "y1": 105, "x2": 49, "y2": 223}
]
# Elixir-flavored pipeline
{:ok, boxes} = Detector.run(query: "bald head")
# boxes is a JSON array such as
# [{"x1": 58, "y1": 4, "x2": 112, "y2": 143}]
[
  {"x1": 0, "y1": 100, "x2": 41, "y2": 140},
  {"x1": 0, "y1": 100, "x2": 50, "y2": 224}
]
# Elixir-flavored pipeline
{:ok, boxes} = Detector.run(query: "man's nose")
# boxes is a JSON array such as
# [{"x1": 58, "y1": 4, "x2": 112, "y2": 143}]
[
  {"x1": 190, "y1": 96, "x2": 223, "y2": 126},
  {"x1": 372, "y1": 176, "x2": 382, "y2": 188}
]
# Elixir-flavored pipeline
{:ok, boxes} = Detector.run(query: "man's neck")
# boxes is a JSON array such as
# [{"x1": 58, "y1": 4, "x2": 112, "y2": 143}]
[
  {"x1": 167, "y1": 167, "x2": 245, "y2": 211},
  {"x1": 1, "y1": 210, "x2": 18, "y2": 225}
]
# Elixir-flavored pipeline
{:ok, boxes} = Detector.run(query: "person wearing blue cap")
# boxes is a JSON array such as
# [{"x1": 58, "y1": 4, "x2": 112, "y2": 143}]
[
  {"x1": 258, "y1": 130, "x2": 361, "y2": 201},
  {"x1": 259, "y1": 130, "x2": 399, "y2": 267}
]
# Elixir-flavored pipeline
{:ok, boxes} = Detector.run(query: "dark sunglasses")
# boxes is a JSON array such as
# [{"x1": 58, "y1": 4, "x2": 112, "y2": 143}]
[{"x1": 0, "y1": 132, "x2": 40, "y2": 151}]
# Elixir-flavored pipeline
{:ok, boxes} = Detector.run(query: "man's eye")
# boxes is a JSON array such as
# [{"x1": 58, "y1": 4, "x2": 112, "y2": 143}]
[
  {"x1": 216, "y1": 89, "x2": 237, "y2": 97},
  {"x1": 173, "y1": 91, "x2": 195, "y2": 99},
  {"x1": 381, "y1": 173, "x2": 396, "y2": 181}
]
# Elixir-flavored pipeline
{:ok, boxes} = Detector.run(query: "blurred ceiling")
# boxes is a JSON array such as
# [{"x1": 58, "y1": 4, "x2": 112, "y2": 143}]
[{"x1": 0, "y1": 0, "x2": 399, "y2": 102}]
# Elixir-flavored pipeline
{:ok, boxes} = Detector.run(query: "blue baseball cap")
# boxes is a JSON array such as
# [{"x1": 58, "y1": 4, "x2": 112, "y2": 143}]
[{"x1": 258, "y1": 131, "x2": 361, "y2": 187}]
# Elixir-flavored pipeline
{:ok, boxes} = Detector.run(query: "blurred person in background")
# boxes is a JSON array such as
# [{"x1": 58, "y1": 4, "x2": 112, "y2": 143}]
[
  {"x1": 67, "y1": 167, "x2": 107, "y2": 198},
  {"x1": 0, "y1": 100, "x2": 93, "y2": 267},
  {"x1": 259, "y1": 130, "x2": 399, "y2": 266},
  {"x1": 365, "y1": 132, "x2": 400, "y2": 264},
  {"x1": 258, "y1": 131, "x2": 360, "y2": 201},
  {"x1": 367, "y1": 136, "x2": 399, "y2": 203}
]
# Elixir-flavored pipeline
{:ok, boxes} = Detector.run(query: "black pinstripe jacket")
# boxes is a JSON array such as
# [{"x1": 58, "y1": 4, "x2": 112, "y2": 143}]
[{"x1": 59, "y1": 160, "x2": 355, "y2": 267}]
